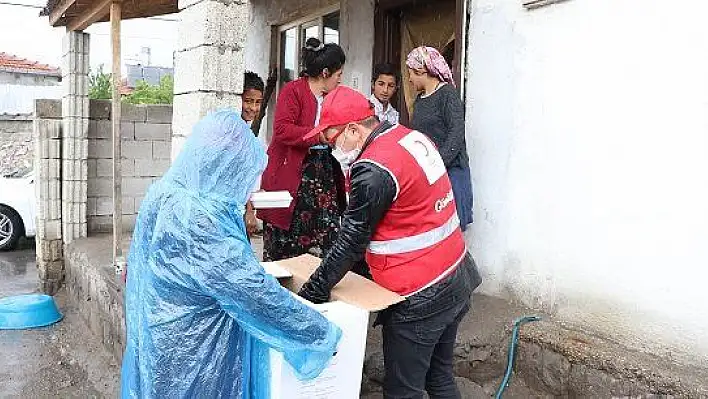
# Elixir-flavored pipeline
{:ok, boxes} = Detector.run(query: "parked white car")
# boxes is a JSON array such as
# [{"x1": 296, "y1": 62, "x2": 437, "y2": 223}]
[{"x1": 0, "y1": 169, "x2": 36, "y2": 251}]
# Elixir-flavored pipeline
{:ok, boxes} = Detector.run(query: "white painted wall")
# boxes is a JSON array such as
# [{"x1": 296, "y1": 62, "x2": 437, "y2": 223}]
[
  {"x1": 341, "y1": 0, "x2": 375, "y2": 96},
  {"x1": 245, "y1": 0, "x2": 271, "y2": 81},
  {"x1": 466, "y1": 0, "x2": 708, "y2": 367}
]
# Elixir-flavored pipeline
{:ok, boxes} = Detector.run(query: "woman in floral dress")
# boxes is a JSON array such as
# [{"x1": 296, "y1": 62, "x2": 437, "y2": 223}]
[{"x1": 258, "y1": 38, "x2": 347, "y2": 261}]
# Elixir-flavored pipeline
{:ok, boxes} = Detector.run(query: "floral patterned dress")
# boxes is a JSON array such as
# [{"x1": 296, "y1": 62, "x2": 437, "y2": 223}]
[{"x1": 263, "y1": 149, "x2": 343, "y2": 261}]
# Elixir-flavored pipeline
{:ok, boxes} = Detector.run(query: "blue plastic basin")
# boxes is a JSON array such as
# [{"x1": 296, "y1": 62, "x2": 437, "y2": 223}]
[{"x1": 0, "y1": 294, "x2": 63, "y2": 330}]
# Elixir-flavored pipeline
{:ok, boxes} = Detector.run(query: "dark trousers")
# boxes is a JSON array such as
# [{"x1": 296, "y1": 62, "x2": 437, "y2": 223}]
[{"x1": 377, "y1": 256, "x2": 478, "y2": 399}]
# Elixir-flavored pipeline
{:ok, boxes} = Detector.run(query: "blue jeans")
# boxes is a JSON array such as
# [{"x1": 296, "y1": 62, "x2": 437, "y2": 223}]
[
  {"x1": 447, "y1": 166, "x2": 473, "y2": 232},
  {"x1": 376, "y1": 255, "x2": 479, "y2": 399}
]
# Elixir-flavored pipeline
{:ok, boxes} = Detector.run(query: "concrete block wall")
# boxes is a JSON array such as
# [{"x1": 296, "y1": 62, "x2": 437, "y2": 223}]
[
  {"x1": 65, "y1": 238, "x2": 126, "y2": 360},
  {"x1": 0, "y1": 114, "x2": 33, "y2": 176},
  {"x1": 33, "y1": 99, "x2": 64, "y2": 295},
  {"x1": 61, "y1": 31, "x2": 90, "y2": 244},
  {"x1": 86, "y1": 100, "x2": 172, "y2": 233},
  {"x1": 172, "y1": 0, "x2": 248, "y2": 159}
]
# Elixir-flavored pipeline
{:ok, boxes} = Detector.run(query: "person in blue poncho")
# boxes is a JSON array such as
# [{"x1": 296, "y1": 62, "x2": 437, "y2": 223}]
[{"x1": 120, "y1": 109, "x2": 342, "y2": 398}]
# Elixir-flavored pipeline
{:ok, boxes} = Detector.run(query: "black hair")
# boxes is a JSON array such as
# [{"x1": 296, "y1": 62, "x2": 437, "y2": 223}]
[
  {"x1": 359, "y1": 115, "x2": 380, "y2": 129},
  {"x1": 372, "y1": 63, "x2": 399, "y2": 85},
  {"x1": 243, "y1": 71, "x2": 264, "y2": 93},
  {"x1": 301, "y1": 37, "x2": 346, "y2": 78}
]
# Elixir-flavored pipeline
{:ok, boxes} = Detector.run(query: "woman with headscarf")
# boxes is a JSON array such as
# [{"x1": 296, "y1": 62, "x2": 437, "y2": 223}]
[
  {"x1": 120, "y1": 109, "x2": 341, "y2": 398},
  {"x1": 406, "y1": 46, "x2": 474, "y2": 231}
]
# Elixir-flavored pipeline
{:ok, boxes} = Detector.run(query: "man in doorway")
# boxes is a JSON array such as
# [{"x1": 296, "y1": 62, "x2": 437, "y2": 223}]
[
  {"x1": 298, "y1": 86, "x2": 481, "y2": 398},
  {"x1": 370, "y1": 63, "x2": 400, "y2": 125}
]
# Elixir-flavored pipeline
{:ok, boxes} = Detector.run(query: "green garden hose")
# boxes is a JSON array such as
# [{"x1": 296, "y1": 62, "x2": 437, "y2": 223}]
[{"x1": 495, "y1": 315, "x2": 542, "y2": 399}]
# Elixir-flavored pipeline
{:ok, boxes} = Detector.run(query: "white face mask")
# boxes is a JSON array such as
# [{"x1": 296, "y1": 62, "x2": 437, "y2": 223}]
[
  {"x1": 332, "y1": 146, "x2": 361, "y2": 169},
  {"x1": 332, "y1": 126, "x2": 361, "y2": 168}
]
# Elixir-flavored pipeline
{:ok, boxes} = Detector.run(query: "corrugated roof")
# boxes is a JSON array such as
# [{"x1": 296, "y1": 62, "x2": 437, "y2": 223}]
[{"x1": 0, "y1": 53, "x2": 61, "y2": 77}]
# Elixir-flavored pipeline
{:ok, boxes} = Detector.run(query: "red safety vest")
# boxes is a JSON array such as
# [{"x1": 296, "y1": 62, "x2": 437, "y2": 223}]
[{"x1": 357, "y1": 125, "x2": 467, "y2": 296}]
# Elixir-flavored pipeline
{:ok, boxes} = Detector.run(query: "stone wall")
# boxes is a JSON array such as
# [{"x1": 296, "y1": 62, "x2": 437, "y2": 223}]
[
  {"x1": 86, "y1": 100, "x2": 172, "y2": 233},
  {"x1": 0, "y1": 114, "x2": 33, "y2": 176}
]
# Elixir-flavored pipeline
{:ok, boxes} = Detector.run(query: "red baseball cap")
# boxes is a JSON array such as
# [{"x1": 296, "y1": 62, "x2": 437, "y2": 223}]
[{"x1": 303, "y1": 86, "x2": 376, "y2": 141}]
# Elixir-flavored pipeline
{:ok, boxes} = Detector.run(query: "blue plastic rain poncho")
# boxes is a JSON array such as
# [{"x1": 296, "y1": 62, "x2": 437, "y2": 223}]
[{"x1": 121, "y1": 110, "x2": 342, "y2": 398}]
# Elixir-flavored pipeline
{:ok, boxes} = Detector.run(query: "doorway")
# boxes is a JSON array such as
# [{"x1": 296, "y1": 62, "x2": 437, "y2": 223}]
[{"x1": 374, "y1": 0, "x2": 464, "y2": 125}]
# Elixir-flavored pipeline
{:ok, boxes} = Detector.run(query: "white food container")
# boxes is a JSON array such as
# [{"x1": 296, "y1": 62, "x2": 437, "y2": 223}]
[{"x1": 250, "y1": 191, "x2": 293, "y2": 209}]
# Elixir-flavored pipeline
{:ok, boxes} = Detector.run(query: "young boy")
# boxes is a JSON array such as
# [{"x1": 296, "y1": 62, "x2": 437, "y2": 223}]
[
  {"x1": 241, "y1": 71, "x2": 265, "y2": 236},
  {"x1": 241, "y1": 71, "x2": 265, "y2": 127},
  {"x1": 370, "y1": 63, "x2": 400, "y2": 125}
]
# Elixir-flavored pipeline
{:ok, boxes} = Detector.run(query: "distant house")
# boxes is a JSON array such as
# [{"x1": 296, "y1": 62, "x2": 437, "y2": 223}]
[
  {"x1": 126, "y1": 64, "x2": 173, "y2": 87},
  {"x1": 115, "y1": 64, "x2": 173, "y2": 97},
  {"x1": 0, "y1": 53, "x2": 62, "y2": 114}
]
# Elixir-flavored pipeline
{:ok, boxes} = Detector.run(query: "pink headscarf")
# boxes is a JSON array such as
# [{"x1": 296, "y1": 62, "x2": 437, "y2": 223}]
[{"x1": 406, "y1": 46, "x2": 455, "y2": 87}]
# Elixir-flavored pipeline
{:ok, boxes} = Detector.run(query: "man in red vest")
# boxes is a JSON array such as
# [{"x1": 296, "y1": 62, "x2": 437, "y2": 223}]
[{"x1": 299, "y1": 86, "x2": 482, "y2": 399}]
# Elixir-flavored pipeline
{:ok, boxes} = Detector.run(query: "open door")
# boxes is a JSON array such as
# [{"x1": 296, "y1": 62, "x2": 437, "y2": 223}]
[{"x1": 374, "y1": 0, "x2": 465, "y2": 125}]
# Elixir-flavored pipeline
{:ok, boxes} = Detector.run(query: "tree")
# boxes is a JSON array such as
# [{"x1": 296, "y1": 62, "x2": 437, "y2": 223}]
[
  {"x1": 125, "y1": 75, "x2": 174, "y2": 105},
  {"x1": 88, "y1": 65, "x2": 112, "y2": 100}
]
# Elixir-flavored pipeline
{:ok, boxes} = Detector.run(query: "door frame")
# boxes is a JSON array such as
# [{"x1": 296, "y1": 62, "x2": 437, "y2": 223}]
[{"x1": 374, "y1": 0, "x2": 466, "y2": 123}]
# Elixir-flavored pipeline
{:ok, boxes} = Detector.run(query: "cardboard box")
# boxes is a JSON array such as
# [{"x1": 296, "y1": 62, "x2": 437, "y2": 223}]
[{"x1": 261, "y1": 255, "x2": 404, "y2": 399}]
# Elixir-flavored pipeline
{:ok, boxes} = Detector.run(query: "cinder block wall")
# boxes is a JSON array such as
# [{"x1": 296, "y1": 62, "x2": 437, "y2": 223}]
[
  {"x1": 86, "y1": 100, "x2": 172, "y2": 233},
  {"x1": 34, "y1": 99, "x2": 64, "y2": 294}
]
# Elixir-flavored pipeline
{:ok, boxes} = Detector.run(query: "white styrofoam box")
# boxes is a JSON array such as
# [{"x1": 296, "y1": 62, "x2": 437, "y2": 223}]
[
  {"x1": 250, "y1": 191, "x2": 293, "y2": 209},
  {"x1": 269, "y1": 300, "x2": 368, "y2": 399}
]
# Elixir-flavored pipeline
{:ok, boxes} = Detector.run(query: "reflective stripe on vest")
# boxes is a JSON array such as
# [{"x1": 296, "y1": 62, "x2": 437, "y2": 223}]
[{"x1": 368, "y1": 213, "x2": 460, "y2": 255}]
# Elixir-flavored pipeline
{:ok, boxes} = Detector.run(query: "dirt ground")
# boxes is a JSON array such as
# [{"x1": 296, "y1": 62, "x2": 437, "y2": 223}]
[{"x1": 0, "y1": 244, "x2": 120, "y2": 398}]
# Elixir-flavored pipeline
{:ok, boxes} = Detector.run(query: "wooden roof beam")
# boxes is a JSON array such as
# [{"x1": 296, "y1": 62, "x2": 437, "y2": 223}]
[
  {"x1": 68, "y1": 0, "x2": 114, "y2": 32},
  {"x1": 49, "y1": 0, "x2": 77, "y2": 26}
]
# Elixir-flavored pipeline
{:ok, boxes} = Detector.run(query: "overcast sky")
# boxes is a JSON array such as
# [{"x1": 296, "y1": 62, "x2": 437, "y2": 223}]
[{"x1": 0, "y1": 0, "x2": 178, "y2": 73}]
